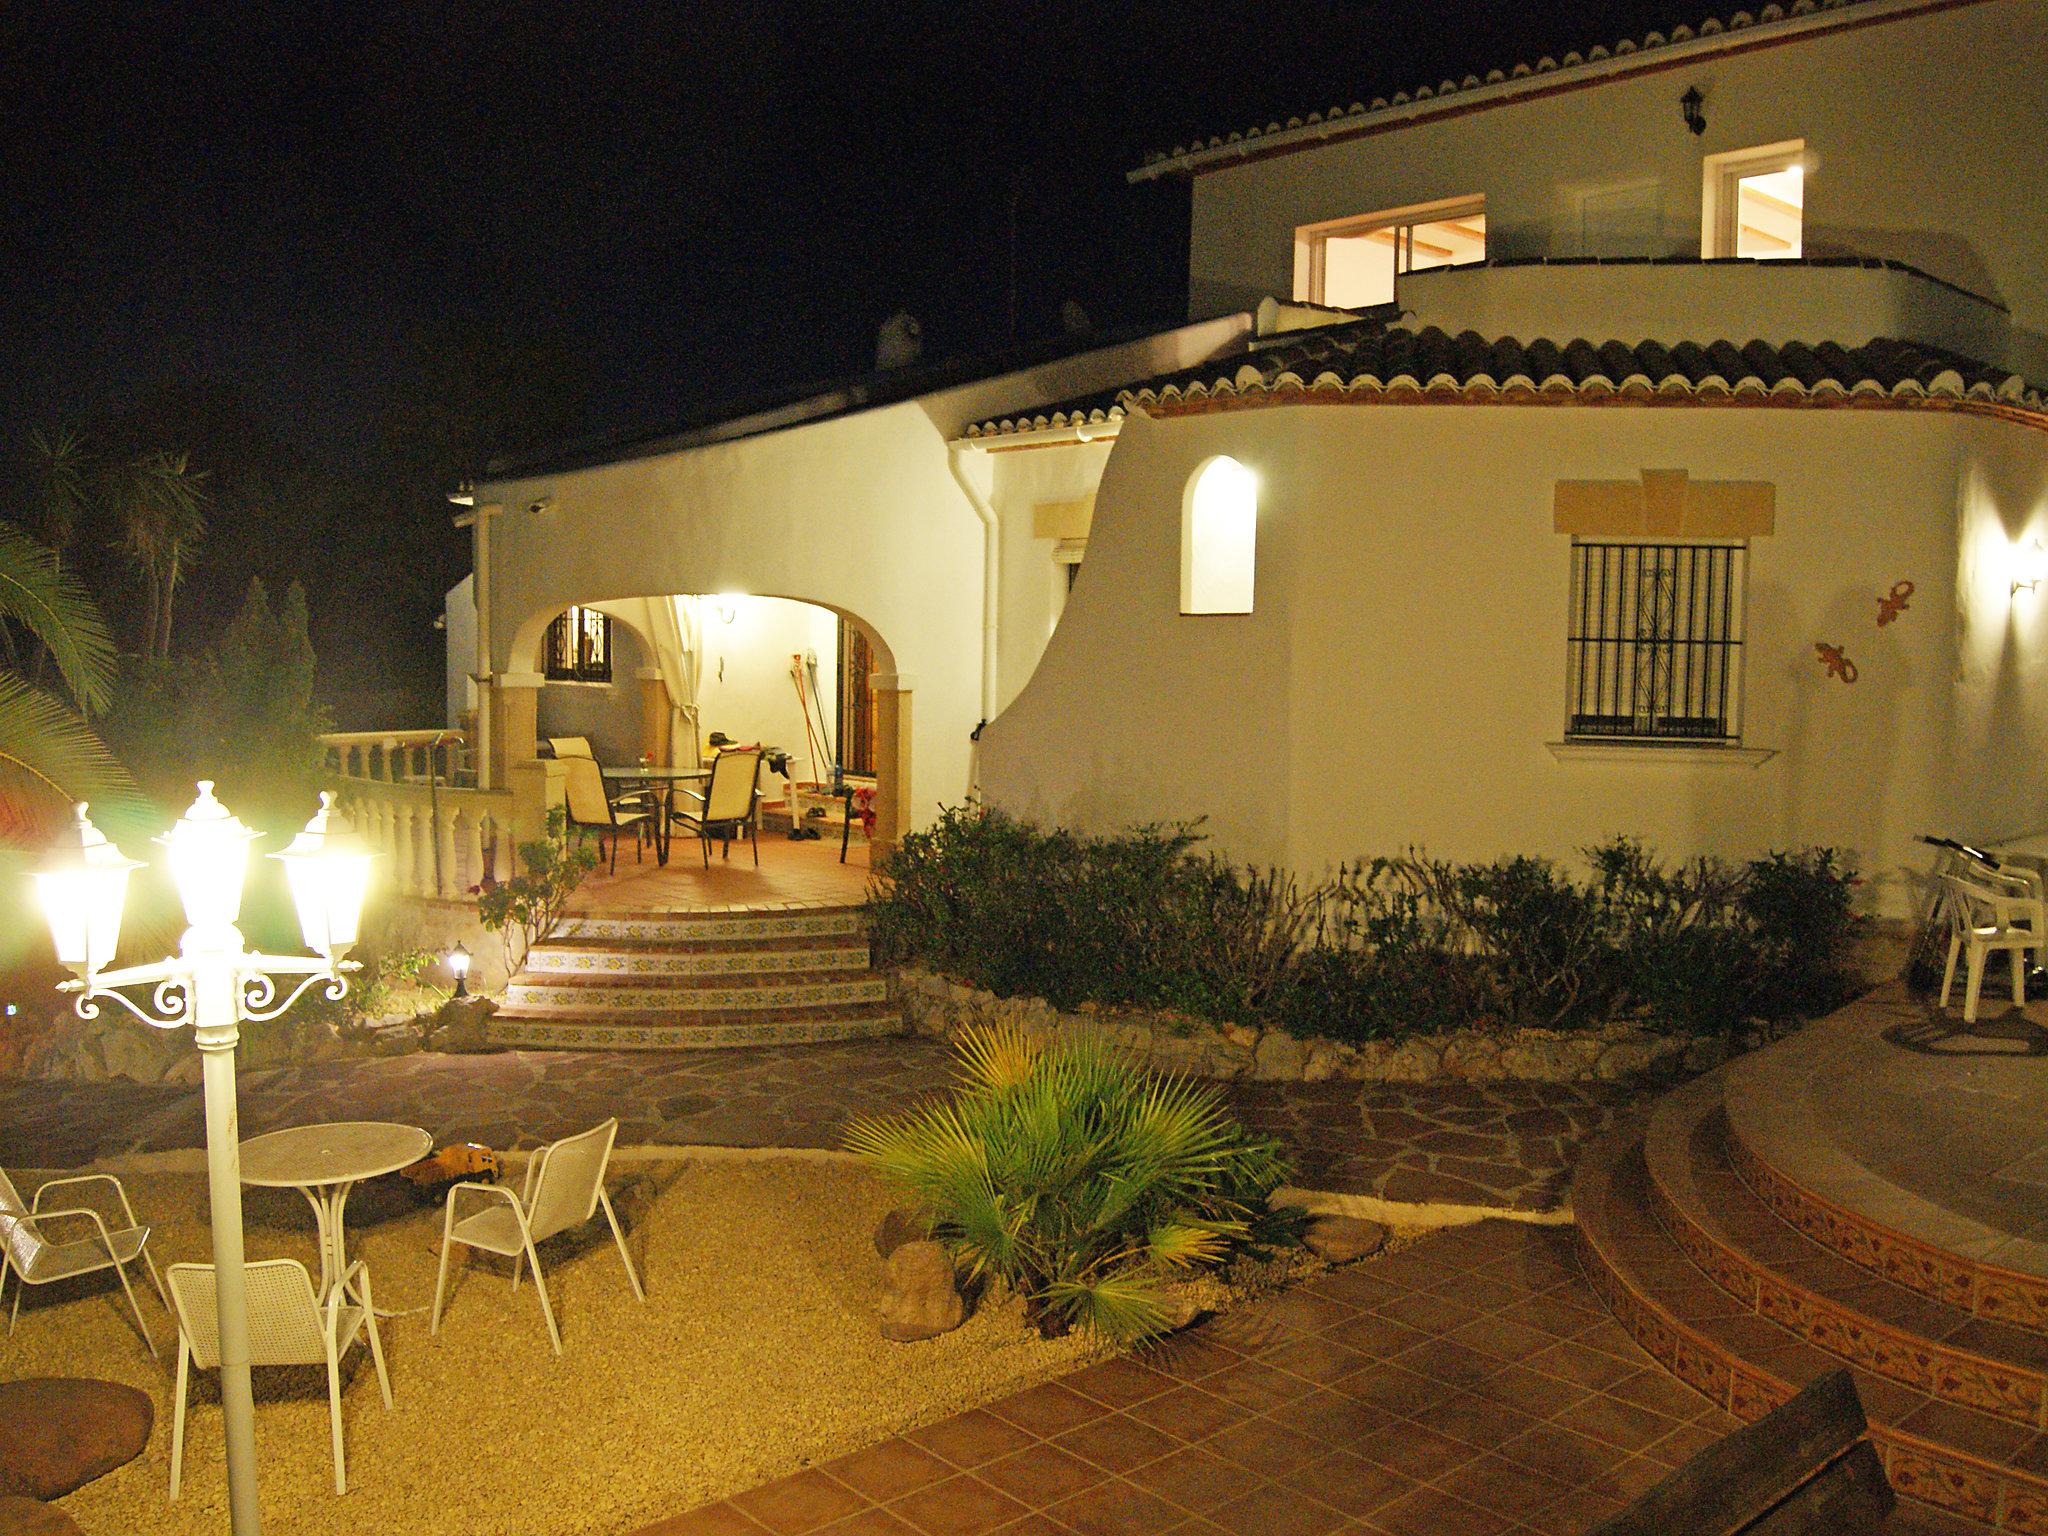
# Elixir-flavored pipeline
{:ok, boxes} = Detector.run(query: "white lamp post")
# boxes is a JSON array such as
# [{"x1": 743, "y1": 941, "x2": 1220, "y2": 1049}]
[{"x1": 35, "y1": 784, "x2": 370, "y2": 1536}]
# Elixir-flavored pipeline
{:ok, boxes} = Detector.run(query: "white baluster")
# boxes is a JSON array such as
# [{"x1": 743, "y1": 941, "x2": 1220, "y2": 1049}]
[
  {"x1": 394, "y1": 805, "x2": 418, "y2": 895},
  {"x1": 436, "y1": 802, "x2": 458, "y2": 897}
]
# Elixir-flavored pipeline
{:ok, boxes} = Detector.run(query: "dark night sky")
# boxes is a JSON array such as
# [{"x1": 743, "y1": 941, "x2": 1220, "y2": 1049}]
[{"x1": 0, "y1": 0, "x2": 1726, "y2": 713}]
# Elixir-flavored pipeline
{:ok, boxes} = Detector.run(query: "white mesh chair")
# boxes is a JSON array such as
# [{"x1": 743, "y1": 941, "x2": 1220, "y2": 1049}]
[
  {"x1": 672, "y1": 747, "x2": 764, "y2": 867},
  {"x1": 430, "y1": 1118, "x2": 643, "y2": 1354},
  {"x1": 1, "y1": 1167, "x2": 167, "y2": 1355},
  {"x1": 1940, "y1": 873, "x2": 2040, "y2": 1024},
  {"x1": 166, "y1": 1258, "x2": 391, "y2": 1498}
]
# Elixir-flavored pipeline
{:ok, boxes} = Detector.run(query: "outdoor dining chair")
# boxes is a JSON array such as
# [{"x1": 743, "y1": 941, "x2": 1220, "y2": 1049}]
[
  {"x1": 430, "y1": 1117, "x2": 643, "y2": 1354},
  {"x1": 546, "y1": 736, "x2": 594, "y2": 759},
  {"x1": 671, "y1": 747, "x2": 764, "y2": 867},
  {"x1": 561, "y1": 754, "x2": 652, "y2": 873},
  {"x1": 167, "y1": 1257, "x2": 392, "y2": 1497},
  {"x1": 1, "y1": 1166, "x2": 167, "y2": 1356},
  {"x1": 1940, "y1": 871, "x2": 2040, "y2": 1023}
]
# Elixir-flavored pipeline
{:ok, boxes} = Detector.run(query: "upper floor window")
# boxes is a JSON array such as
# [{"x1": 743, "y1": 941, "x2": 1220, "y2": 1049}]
[
  {"x1": 545, "y1": 605, "x2": 613, "y2": 683},
  {"x1": 1181, "y1": 456, "x2": 1257, "y2": 615},
  {"x1": 1566, "y1": 541, "x2": 1745, "y2": 744},
  {"x1": 1702, "y1": 141, "x2": 1804, "y2": 260},
  {"x1": 1294, "y1": 196, "x2": 1486, "y2": 308}
]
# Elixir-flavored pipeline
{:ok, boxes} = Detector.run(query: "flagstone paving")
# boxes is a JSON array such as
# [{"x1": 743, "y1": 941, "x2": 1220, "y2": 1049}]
[{"x1": 0, "y1": 1045, "x2": 1649, "y2": 1211}]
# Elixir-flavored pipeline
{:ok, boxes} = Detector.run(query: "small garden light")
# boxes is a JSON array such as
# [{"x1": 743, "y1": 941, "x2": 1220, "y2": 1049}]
[{"x1": 448, "y1": 941, "x2": 472, "y2": 998}]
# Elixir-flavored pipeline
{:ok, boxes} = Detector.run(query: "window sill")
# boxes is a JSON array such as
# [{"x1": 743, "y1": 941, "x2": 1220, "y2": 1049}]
[
  {"x1": 1546, "y1": 740, "x2": 1777, "y2": 767},
  {"x1": 543, "y1": 677, "x2": 615, "y2": 689}
]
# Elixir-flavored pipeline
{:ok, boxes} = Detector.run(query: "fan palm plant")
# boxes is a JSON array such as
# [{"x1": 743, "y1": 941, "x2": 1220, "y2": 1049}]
[
  {"x1": 846, "y1": 1020, "x2": 1292, "y2": 1343},
  {"x1": 0, "y1": 519, "x2": 137, "y2": 845}
]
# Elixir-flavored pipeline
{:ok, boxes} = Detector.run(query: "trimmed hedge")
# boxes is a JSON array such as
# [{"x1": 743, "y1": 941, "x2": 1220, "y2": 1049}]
[{"x1": 870, "y1": 809, "x2": 1859, "y2": 1044}]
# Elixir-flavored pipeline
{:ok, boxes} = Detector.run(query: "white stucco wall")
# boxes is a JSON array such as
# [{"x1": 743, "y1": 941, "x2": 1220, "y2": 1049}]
[
  {"x1": 443, "y1": 574, "x2": 476, "y2": 729},
  {"x1": 692, "y1": 595, "x2": 841, "y2": 781},
  {"x1": 536, "y1": 619, "x2": 645, "y2": 765},
  {"x1": 1185, "y1": 0, "x2": 2048, "y2": 377},
  {"x1": 978, "y1": 403, "x2": 2048, "y2": 915}
]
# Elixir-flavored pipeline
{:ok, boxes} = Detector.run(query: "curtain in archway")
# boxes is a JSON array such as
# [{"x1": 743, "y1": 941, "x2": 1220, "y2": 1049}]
[{"x1": 631, "y1": 596, "x2": 704, "y2": 767}]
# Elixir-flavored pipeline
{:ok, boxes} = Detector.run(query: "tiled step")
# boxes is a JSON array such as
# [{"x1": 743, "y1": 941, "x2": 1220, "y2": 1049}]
[
  {"x1": 502, "y1": 973, "x2": 889, "y2": 1015},
  {"x1": 1645, "y1": 1073, "x2": 2048, "y2": 1430},
  {"x1": 1723, "y1": 1026, "x2": 2048, "y2": 1337},
  {"x1": 520, "y1": 940, "x2": 872, "y2": 979},
  {"x1": 1575, "y1": 1120, "x2": 2048, "y2": 1532},
  {"x1": 552, "y1": 907, "x2": 866, "y2": 944},
  {"x1": 484, "y1": 1000, "x2": 903, "y2": 1050}
]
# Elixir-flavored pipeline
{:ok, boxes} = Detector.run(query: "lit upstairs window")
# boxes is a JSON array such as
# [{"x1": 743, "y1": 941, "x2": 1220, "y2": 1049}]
[
  {"x1": 1703, "y1": 141, "x2": 1804, "y2": 260},
  {"x1": 1181, "y1": 456, "x2": 1257, "y2": 615},
  {"x1": 1295, "y1": 197, "x2": 1486, "y2": 308}
]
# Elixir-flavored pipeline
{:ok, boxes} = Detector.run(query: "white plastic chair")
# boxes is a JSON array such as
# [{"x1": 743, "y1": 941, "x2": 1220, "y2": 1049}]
[
  {"x1": 0, "y1": 1167, "x2": 167, "y2": 1355},
  {"x1": 430, "y1": 1118, "x2": 643, "y2": 1354},
  {"x1": 166, "y1": 1258, "x2": 391, "y2": 1498},
  {"x1": 1940, "y1": 872, "x2": 2039, "y2": 1023}
]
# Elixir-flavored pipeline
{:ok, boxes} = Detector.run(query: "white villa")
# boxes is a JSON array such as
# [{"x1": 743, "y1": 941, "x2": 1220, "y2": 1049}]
[{"x1": 346, "y1": 0, "x2": 2046, "y2": 920}]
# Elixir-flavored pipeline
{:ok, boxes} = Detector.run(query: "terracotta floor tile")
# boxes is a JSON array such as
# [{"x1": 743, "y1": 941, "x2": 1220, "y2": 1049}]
[
  {"x1": 1264, "y1": 1386, "x2": 1394, "y2": 1443},
  {"x1": 887, "y1": 1475, "x2": 1031, "y2": 1536},
  {"x1": 1121, "y1": 1444, "x2": 1250, "y2": 1513},
  {"x1": 1351, "y1": 1421, "x2": 1482, "y2": 1481},
  {"x1": 1439, "y1": 1453, "x2": 1572, "y2": 1520},
  {"x1": 975, "y1": 1445, "x2": 1107, "y2": 1507},
  {"x1": 1334, "y1": 1363, "x2": 1457, "y2": 1417},
  {"x1": 1202, "y1": 1416, "x2": 1331, "y2": 1477},
  {"x1": 1052, "y1": 1413, "x2": 1181, "y2": 1474},
  {"x1": 908, "y1": 1409, "x2": 1038, "y2": 1469},
  {"x1": 1370, "y1": 1484, "x2": 1518, "y2": 1536},
  {"x1": 1203, "y1": 1360, "x2": 1316, "y2": 1413},
  {"x1": 1279, "y1": 1450, "x2": 1417, "y2": 1518},
  {"x1": 1063, "y1": 1357, "x2": 1177, "y2": 1410},
  {"x1": 1044, "y1": 1478, "x2": 1184, "y2": 1536},
  {"x1": 985, "y1": 1382, "x2": 1107, "y2": 1438},
  {"x1": 1548, "y1": 1393, "x2": 1685, "y2": 1454},
  {"x1": 633, "y1": 1503, "x2": 771, "y2": 1536},
  {"x1": 814, "y1": 1509, "x2": 923, "y2": 1536},
  {"x1": 1123, "y1": 1386, "x2": 1241, "y2": 1444},
  {"x1": 823, "y1": 1440, "x2": 955, "y2": 1502},
  {"x1": 1206, "y1": 1481, "x2": 1352, "y2": 1536},
  {"x1": 729, "y1": 1468, "x2": 870, "y2": 1535}
]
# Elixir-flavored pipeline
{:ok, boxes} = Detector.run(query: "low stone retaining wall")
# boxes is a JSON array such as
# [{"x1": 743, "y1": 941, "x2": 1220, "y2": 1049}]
[{"x1": 893, "y1": 967, "x2": 1793, "y2": 1084}]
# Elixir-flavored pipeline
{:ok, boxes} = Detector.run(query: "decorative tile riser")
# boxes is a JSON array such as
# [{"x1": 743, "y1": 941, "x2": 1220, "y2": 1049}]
[
  {"x1": 1575, "y1": 1144, "x2": 2048, "y2": 1532},
  {"x1": 522, "y1": 946, "x2": 872, "y2": 979},
  {"x1": 484, "y1": 1013, "x2": 905, "y2": 1050},
  {"x1": 1726, "y1": 1117, "x2": 2048, "y2": 1337},
  {"x1": 553, "y1": 911, "x2": 864, "y2": 944},
  {"x1": 1646, "y1": 1163, "x2": 2048, "y2": 1430},
  {"x1": 504, "y1": 978, "x2": 889, "y2": 1013}
]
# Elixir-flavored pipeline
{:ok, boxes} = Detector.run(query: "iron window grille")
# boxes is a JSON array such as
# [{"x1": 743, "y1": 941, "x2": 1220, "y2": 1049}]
[
  {"x1": 1566, "y1": 541, "x2": 1745, "y2": 743},
  {"x1": 544, "y1": 606, "x2": 613, "y2": 683}
]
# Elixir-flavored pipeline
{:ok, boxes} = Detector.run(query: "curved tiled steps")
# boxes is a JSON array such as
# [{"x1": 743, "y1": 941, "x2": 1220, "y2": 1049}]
[
  {"x1": 1723, "y1": 1014, "x2": 2048, "y2": 1335},
  {"x1": 1575, "y1": 1105, "x2": 2048, "y2": 1532},
  {"x1": 487, "y1": 905, "x2": 902, "y2": 1050}
]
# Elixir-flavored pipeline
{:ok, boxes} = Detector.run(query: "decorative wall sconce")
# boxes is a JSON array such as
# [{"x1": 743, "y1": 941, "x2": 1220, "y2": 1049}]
[
  {"x1": 1681, "y1": 87, "x2": 1706, "y2": 136},
  {"x1": 714, "y1": 593, "x2": 741, "y2": 624}
]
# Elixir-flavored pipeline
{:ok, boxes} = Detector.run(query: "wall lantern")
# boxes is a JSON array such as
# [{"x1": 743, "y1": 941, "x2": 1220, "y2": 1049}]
[
  {"x1": 448, "y1": 941, "x2": 472, "y2": 998},
  {"x1": 1681, "y1": 87, "x2": 1706, "y2": 137},
  {"x1": 2013, "y1": 541, "x2": 2047, "y2": 597},
  {"x1": 714, "y1": 593, "x2": 741, "y2": 624}
]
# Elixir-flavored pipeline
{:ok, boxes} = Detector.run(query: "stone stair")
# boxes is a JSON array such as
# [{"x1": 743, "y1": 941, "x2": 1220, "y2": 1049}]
[
  {"x1": 1574, "y1": 1067, "x2": 2048, "y2": 1533},
  {"x1": 486, "y1": 905, "x2": 900, "y2": 1049}
]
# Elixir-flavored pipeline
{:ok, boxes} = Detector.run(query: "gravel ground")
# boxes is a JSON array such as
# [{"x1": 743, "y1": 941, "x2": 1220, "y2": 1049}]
[{"x1": 21, "y1": 1155, "x2": 1116, "y2": 1536}]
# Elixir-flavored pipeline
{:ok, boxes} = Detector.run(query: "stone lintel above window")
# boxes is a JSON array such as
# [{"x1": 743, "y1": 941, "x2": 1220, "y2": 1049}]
[{"x1": 1554, "y1": 469, "x2": 1774, "y2": 539}]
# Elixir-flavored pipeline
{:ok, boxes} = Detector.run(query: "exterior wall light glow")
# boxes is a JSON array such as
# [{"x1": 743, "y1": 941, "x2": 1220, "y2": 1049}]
[
  {"x1": 1181, "y1": 455, "x2": 1259, "y2": 615},
  {"x1": 34, "y1": 781, "x2": 373, "y2": 1536},
  {"x1": 2015, "y1": 541, "x2": 2047, "y2": 597},
  {"x1": 448, "y1": 941, "x2": 472, "y2": 998}
]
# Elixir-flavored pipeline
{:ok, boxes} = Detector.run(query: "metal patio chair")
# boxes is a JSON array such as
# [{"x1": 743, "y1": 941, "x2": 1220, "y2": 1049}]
[
  {"x1": 671, "y1": 747, "x2": 764, "y2": 867},
  {"x1": 166, "y1": 1257, "x2": 391, "y2": 1497},
  {"x1": 561, "y1": 754, "x2": 651, "y2": 873},
  {"x1": 1, "y1": 1166, "x2": 167, "y2": 1356},
  {"x1": 430, "y1": 1117, "x2": 643, "y2": 1354}
]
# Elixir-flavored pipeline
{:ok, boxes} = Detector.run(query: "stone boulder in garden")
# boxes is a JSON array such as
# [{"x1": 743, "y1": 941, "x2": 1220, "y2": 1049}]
[
  {"x1": 0, "y1": 1496, "x2": 83, "y2": 1536},
  {"x1": 879, "y1": 1240, "x2": 966, "y2": 1342},
  {"x1": 0, "y1": 1378, "x2": 153, "y2": 1499},
  {"x1": 1302, "y1": 1214, "x2": 1388, "y2": 1264}
]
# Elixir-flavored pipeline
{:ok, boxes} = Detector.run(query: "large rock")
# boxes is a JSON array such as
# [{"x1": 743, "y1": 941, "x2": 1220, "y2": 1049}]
[
  {"x1": 873, "y1": 1207, "x2": 930, "y2": 1260},
  {"x1": 1302, "y1": 1214, "x2": 1389, "y2": 1264},
  {"x1": 0, "y1": 1378, "x2": 153, "y2": 1500},
  {"x1": 0, "y1": 1497, "x2": 83, "y2": 1536},
  {"x1": 879, "y1": 1240, "x2": 966, "y2": 1342}
]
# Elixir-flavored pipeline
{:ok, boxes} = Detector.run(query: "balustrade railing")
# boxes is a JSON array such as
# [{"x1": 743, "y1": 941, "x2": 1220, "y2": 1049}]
[{"x1": 320, "y1": 730, "x2": 516, "y2": 899}]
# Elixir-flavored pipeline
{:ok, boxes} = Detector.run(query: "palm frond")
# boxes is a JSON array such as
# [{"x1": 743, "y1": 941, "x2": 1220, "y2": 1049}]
[
  {"x1": 0, "y1": 522, "x2": 119, "y2": 712},
  {"x1": 1043, "y1": 1269, "x2": 1177, "y2": 1344},
  {"x1": 1145, "y1": 1221, "x2": 1235, "y2": 1270},
  {"x1": 951, "y1": 1017, "x2": 1041, "y2": 1093},
  {"x1": 0, "y1": 676, "x2": 143, "y2": 847}
]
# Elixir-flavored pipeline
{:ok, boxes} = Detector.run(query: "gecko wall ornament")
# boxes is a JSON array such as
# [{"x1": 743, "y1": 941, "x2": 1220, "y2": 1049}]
[
  {"x1": 1876, "y1": 580, "x2": 1914, "y2": 627},
  {"x1": 1815, "y1": 643, "x2": 1859, "y2": 683}
]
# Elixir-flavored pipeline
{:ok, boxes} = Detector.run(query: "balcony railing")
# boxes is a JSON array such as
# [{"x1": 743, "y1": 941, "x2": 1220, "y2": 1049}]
[{"x1": 320, "y1": 730, "x2": 512, "y2": 899}]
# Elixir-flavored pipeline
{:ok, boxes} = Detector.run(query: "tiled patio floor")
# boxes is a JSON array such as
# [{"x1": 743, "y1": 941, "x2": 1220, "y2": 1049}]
[
  {"x1": 0, "y1": 1045, "x2": 1650, "y2": 1211},
  {"x1": 570, "y1": 829, "x2": 871, "y2": 911},
  {"x1": 630, "y1": 1219, "x2": 1734, "y2": 1536}
]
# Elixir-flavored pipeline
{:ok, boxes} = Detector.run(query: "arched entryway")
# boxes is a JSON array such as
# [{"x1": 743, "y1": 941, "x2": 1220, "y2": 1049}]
[{"x1": 491, "y1": 591, "x2": 911, "y2": 860}]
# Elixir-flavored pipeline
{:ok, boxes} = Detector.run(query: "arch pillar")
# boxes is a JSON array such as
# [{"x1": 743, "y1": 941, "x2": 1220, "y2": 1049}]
[
  {"x1": 870, "y1": 671, "x2": 914, "y2": 862},
  {"x1": 491, "y1": 670, "x2": 544, "y2": 785}
]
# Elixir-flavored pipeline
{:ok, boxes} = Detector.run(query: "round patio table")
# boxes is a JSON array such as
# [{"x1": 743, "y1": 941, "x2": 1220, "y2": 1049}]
[{"x1": 240, "y1": 1121, "x2": 432, "y2": 1302}]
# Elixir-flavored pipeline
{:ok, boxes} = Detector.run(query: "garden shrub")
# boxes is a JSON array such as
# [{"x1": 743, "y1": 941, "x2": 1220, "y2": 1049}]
[
  {"x1": 872, "y1": 809, "x2": 1860, "y2": 1043},
  {"x1": 844, "y1": 1018, "x2": 1293, "y2": 1342},
  {"x1": 475, "y1": 805, "x2": 597, "y2": 973}
]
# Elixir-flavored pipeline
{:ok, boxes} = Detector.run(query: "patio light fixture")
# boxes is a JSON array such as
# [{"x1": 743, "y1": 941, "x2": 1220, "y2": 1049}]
[
  {"x1": 2013, "y1": 540, "x2": 2047, "y2": 597},
  {"x1": 1681, "y1": 86, "x2": 1706, "y2": 136},
  {"x1": 448, "y1": 941, "x2": 472, "y2": 998},
  {"x1": 34, "y1": 783, "x2": 372, "y2": 1536}
]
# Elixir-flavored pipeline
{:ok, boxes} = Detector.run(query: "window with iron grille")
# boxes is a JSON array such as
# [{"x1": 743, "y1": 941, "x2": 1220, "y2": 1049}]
[
  {"x1": 1566, "y1": 542, "x2": 1745, "y2": 743},
  {"x1": 544, "y1": 606, "x2": 612, "y2": 683}
]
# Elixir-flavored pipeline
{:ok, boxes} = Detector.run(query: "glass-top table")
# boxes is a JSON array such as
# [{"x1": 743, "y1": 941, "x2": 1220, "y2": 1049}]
[{"x1": 599, "y1": 765, "x2": 711, "y2": 866}]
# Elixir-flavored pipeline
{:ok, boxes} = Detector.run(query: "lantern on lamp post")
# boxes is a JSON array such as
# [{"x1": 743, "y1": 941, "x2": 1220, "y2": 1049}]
[{"x1": 35, "y1": 783, "x2": 372, "y2": 1536}]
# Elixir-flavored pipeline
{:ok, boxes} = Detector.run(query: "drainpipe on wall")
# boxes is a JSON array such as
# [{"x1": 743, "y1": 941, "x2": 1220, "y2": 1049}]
[{"x1": 947, "y1": 442, "x2": 1000, "y2": 741}]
